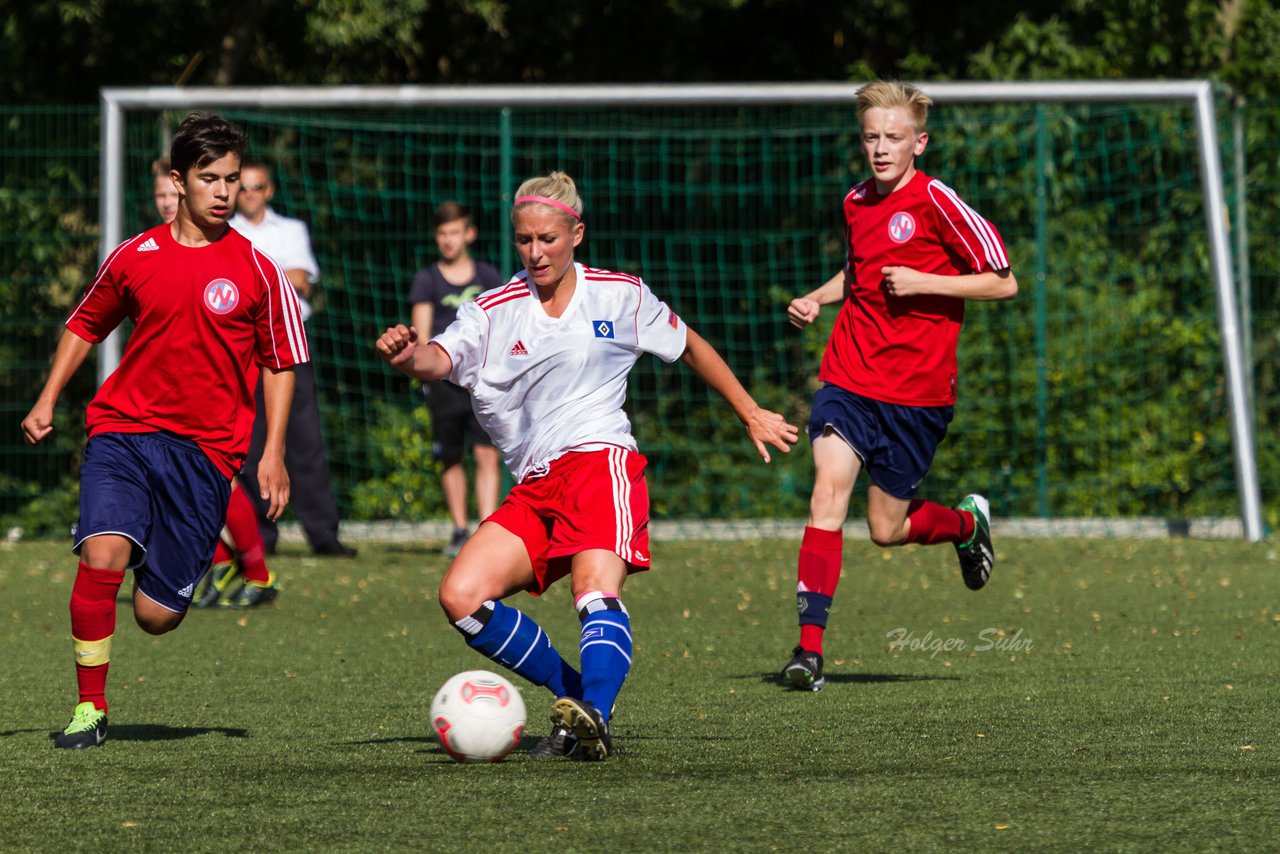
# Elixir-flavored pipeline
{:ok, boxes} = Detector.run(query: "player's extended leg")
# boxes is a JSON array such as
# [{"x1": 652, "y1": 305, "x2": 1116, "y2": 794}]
[
  {"x1": 549, "y1": 551, "x2": 630, "y2": 761},
  {"x1": 783, "y1": 430, "x2": 860, "y2": 691},
  {"x1": 438, "y1": 522, "x2": 584, "y2": 701},
  {"x1": 58, "y1": 533, "x2": 130, "y2": 749},
  {"x1": 873, "y1": 485, "x2": 991, "y2": 589}
]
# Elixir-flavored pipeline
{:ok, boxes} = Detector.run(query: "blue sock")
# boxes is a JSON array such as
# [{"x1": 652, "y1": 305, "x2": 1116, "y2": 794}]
[
  {"x1": 455, "y1": 600, "x2": 582, "y2": 699},
  {"x1": 577, "y1": 592, "x2": 632, "y2": 722}
]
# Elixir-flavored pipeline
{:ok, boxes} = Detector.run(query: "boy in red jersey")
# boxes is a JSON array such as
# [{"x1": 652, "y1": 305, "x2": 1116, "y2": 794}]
[
  {"x1": 152, "y1": 157, "x2": 279, "y2": 609},
  {"x1": 21, "y1": 113, "x2": 309, "y2": 747},
  {"x1": 781, "y1": 81, "x2": 1018, "y2": 691}
]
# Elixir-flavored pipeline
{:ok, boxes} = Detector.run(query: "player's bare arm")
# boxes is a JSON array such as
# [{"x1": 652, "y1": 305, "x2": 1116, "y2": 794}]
[
  {"x1": 258, "y1": 366, "x2": 295, "y2": 521},
  {"x1": 787, "y1": 270, "x2": 847, "y2": 328},
  {"x1": 21, "y1": 330, "x2": 95, "y2": 445},
  {"x1": 679, "y1": 328, "x2": 799, "y2": 463},
  {"x1": 375, "y1": 324, "x2": 452, "y2": 381},
  {"x1": 880, "y1": 266, "x2": 1018, "y2": 301}
]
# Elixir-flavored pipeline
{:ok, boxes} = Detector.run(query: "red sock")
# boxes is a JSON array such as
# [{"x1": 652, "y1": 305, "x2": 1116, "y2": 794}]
[
  {"x1": 904, "y1": 499, "x2": 974, "y2": 545},
  {"x1": 212, "y1": 539, "x2": 234, "y2": 566},
  {"x1": 797, "y1": 526, "x2": 843, "y2": 654},
  {"x1": 225, "y1": 482, "x2": 270, "y2": 583},
  {"x1": 69, "y1": 562, "x2": 124, "y2": 713}
]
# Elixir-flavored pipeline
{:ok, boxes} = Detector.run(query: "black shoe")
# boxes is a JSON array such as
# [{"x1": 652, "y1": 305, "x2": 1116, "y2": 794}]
[
  {"x1": 782, "y1": 646, "x2": 825, "y2": 691},
  {"x1": 551, "y1": 697, "x2": 612, "y2": 761},
  {"x1": 313, "y1": 542, "x2": 357, "y2": 557},
  {"x1": 192, "y1": 561, "x2": 238, "y2": 609},
  {"x1": 445, "y1": 528, "x2": 470, "y2": 557},
  {"x1": 528, "y1": 719, "x2": 579, "y2": 759},
  {"x1": 954, "y1": 494, "x2": 994, "y2": 590},
  {"x1": 54, "y1": 702, "x2": 108, "y2": 749}
]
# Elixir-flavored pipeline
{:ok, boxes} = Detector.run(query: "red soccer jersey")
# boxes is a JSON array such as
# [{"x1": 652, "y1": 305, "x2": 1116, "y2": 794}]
[
  {"x1": 819, "y1": 170, "x2": 1010, "y2": 406},
  {"x1": 66, "y1": 223, "x2": 310, "y2": 478}
]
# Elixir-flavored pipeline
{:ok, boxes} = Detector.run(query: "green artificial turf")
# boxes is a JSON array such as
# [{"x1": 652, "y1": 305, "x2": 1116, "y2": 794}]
[{"x1": 1, "y1": 537, "x2": 1276, "y2": 851}]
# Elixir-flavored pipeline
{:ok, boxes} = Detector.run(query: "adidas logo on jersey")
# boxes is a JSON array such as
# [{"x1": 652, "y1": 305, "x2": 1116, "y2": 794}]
[
  {"x1": 509, "y1": 340, "x2": 529, "y2": 357},
  {"x1": 137, "y1": 237, "x2": 160, "y2": 252},
  {"x1": 177, "y1": 583, "x2": 194, "y2": 599}
]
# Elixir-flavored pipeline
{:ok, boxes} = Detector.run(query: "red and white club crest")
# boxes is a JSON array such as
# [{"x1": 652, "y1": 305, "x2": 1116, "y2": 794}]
[
  {"x1": 204, "y1": 278, "x2": 240, "y2": 315},
  {"x1": 887, "y1": 211, "x2": 917, "y2": 244},
  {"x1": 461, "y1": 679, "x2": 511, "y2": 706}
]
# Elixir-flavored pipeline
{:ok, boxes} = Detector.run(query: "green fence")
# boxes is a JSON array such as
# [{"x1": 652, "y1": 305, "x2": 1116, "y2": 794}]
[{"x1": 2, "y1": 97, "x2": 1277, "y2": 536}]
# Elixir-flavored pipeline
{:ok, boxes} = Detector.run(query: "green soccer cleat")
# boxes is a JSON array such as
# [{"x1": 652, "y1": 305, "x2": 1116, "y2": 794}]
[
  {"x1": 954, "y1": 494, "x2": 994, "y2": 590},
  {"x1": 54, "y1": 701, "x2": 108, "y2": 749},
  {"x1": 551, "y1": 697, "x2": 611, "y2": 761},
  {"x1": 224, "y1": 575, "x2": 279, "y2": 608},
  {"x1": 192, "y1": 561, "x2": 239, "y2": 609}
]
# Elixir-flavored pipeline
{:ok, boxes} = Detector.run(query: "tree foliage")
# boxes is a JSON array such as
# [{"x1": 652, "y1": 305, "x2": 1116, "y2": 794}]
[{"x1": 4, "y1": 1, "x2": 1280, "y2": 530}]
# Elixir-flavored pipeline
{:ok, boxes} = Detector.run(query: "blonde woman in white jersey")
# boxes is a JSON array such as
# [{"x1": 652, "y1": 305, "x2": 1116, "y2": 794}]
[{"x1": 376, "y1": 172, "x2": 798, "y2": 761}]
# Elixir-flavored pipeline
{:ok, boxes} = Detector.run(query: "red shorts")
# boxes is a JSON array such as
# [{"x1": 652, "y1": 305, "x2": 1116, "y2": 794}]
[{"x1": 489, "y1": 448, "x2": 651, "y2": 595}]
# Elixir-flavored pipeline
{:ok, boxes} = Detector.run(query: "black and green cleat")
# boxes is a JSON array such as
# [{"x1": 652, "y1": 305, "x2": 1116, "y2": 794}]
[
  {"x1": 224, "y1": 574, "x2": 280, "y2": 608},
  {"x1": 954, "y1": 494, "x2": 994, "y2": 590},
  {"x1": 192, "y1": 561, "x2": 239, "y2": 608},
  {"x1": 781, "y1": 645, "x2": 825, "y2": 691},
  {"x1": 54, "y1": 701, "x2": 108, "y2": 749}
]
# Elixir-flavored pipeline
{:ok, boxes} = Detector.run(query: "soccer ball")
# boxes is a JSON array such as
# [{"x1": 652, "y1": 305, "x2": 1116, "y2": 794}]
[{"x1": 429, "y1": 670, "x2": 526, "y2": 763}]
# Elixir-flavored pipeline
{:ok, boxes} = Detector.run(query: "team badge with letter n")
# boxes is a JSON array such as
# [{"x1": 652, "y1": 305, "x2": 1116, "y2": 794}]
[
  {"x1": 887, "y1": 211, "x2": 916, "y2": 244},
  {"x1": 203, "y1": 278, "x2": 240, "y2": 315},
  {"x1": 593, "y1": 320, "x2": 615, "y2": 339}
]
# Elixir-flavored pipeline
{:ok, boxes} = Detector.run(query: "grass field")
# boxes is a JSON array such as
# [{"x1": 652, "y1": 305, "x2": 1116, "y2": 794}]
[{"x1": 1, "y1": 536, "x2": 1277, "y2": 851}]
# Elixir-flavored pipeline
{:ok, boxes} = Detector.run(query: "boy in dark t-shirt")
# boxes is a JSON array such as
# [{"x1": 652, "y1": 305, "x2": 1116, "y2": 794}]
[{"x1": 408, "y1": 202, "x2": 504, "y2": 555}]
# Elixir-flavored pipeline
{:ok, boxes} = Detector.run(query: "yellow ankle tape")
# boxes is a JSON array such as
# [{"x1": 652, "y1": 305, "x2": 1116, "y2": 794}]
[{"x1": 72, "y1": 635, "x2": 112, "y2": 667}]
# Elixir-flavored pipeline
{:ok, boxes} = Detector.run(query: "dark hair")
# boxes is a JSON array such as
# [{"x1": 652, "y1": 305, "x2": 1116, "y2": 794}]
[
  {"x1": 169, "y1": 113, "x2": 247, "y2": 178},
  {"x1": 239, "y1": 158, "x2": 272, "y2": 181},
  {"x1": 434, "y1": 200, "x2": 473, "y2": 228}
]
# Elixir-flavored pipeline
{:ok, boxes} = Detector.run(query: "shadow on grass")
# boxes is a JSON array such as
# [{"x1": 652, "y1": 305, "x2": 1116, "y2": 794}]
[
  {"x1": 348, "y1": 735, "x2": 438, "y2": 746},
  {"x1": 44, "y1": 724, "x2": 250, "y2": 743},
  {"x1": 749, "y1": 671, "x2": 960, "y2": 688},
  {"x1": 377, "y1": 543, "x2": 449, "y2": 556}
]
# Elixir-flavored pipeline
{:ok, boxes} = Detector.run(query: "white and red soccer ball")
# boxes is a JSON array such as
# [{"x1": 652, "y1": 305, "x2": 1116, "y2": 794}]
[{"x1": 430, "y1": 670, "x2": 526, "y2": 763}]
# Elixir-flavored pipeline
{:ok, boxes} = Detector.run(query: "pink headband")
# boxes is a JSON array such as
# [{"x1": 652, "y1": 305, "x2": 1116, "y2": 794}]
[{"x1": 514, "y1": 195, "x2": 581, "y2": 219}]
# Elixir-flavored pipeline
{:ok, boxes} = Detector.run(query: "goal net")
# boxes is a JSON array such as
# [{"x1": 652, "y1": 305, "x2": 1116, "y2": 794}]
[{"x1": 77, "y1": 83, "x2": 1263, "y2": 539}]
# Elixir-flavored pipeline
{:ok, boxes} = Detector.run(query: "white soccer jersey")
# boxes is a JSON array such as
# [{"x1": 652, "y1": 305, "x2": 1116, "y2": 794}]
[{"x1": 430, "y1": 263, "x2": 689, "y2": 482}]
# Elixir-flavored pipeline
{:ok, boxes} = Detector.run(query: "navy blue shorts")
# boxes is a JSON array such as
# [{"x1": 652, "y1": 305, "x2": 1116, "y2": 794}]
[
  {"x1": 74, "y1": 432, "x2": 231, "y2": 613},
  {"x1": 807, "y1": 384, "x2": 953, "y2": 500}
]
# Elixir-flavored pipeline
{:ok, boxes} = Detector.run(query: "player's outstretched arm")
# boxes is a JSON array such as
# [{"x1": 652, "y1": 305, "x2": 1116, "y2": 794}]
[
  {"x1": 787, "y1": 269, "x2": 846, "y2": 328},
  {"x1": 375, "y1": 325, "x2": 452, "y2": 382},
  {"x1": 258, "y1": 366, "x2": 295, "y2": 521},
  {"x1": 20, "y1": 330, "x2": 95, "y2": 446},
  {"x1": 880, "y1": 266, "x2": 1018, "y2": 301},
  {"x1": 679, "y1": 328, "x2": 799, "y2": 463}
]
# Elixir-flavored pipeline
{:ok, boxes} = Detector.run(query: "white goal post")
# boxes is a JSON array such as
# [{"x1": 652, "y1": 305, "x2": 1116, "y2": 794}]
[{"x1": 97, "y1": 80, "x2": 1263, "y2": 540}]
